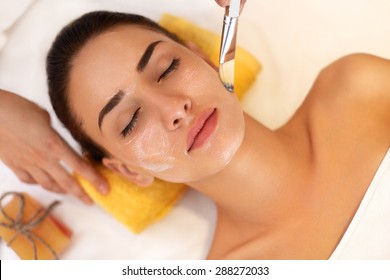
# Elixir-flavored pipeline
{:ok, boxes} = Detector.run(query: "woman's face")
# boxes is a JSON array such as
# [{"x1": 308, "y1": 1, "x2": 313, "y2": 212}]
[{"x1": 69, "y1": 24, "x2": 244, "y2": 183}]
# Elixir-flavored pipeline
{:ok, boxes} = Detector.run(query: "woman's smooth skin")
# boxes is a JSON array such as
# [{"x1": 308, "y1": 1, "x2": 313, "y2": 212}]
[{"x1": 68, "y1": 23, "x2": 390, "y2": 259}]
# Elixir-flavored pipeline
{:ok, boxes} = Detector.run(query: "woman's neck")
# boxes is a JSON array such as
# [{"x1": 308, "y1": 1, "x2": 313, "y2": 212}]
[{"x1": 188, "y1": 112, "x2": 313, "y2": 223}]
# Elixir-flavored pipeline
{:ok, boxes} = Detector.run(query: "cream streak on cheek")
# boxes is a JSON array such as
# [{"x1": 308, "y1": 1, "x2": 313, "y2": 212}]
[{"x1": 128, "y1": 125, "x2": 175, "y2": 173}]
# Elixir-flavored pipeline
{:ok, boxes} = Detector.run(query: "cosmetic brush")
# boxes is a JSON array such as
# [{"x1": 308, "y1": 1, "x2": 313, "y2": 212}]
[{"x1": 218, "y1": 0, "x2": 241, "y2": 93}]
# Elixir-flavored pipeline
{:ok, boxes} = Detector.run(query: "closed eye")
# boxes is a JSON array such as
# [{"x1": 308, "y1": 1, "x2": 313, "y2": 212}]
[
  {"x1": 120, "y1": 108, "x2": 140, "y2": 138},
  {"x1": 158, "y1": 57, "x2": 181, "y2": 82}
]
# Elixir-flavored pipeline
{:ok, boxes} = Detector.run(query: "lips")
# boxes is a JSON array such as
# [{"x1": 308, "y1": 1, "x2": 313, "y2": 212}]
[{"x1": 187, "y1": 108, "x2": 218, "y2": 152}]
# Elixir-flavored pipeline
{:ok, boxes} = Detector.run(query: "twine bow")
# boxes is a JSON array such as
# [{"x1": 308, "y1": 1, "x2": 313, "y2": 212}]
[{"x1": 0, "y1": 191, "x2": 60, "y2": 260}]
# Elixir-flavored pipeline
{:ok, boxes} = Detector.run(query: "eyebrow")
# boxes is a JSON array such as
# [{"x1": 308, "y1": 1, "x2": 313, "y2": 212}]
[
  {"x1": 98, "y1": 40, "x2": 163, "y2": 130},
  {"x1": 98, "y1": 90, "x2": 125, "y2": 130},
  {"x1": 136, "y1": 40, "x2": 162, "y2": 72}
]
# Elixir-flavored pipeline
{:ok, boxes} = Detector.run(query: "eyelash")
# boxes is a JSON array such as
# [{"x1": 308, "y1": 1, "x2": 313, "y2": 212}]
[
  {"x1": 158, "y1": 57, "x2": 181, "y2": 82},
  {"x1": 120, "y1": 107, "x2": 140, "y2": 138},
  {"x1": 120, "y1": 57, "x2": 181, "y2": 139}
]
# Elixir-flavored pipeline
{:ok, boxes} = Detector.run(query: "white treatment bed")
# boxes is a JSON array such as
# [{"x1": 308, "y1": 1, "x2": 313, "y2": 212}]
[{"x1": 0, "y1": 0, "x2": 389, "y2": 259}]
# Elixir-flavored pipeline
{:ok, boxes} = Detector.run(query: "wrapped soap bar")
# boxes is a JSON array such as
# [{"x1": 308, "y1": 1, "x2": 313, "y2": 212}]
[{"x1": 0, "y1": 192, "x2": 72, "y2": 260}]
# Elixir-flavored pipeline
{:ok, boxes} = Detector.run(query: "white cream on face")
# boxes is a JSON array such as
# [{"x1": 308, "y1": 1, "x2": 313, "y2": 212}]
[{"x1": 127, "y1": 123, "x2": 176, "y2": 173}]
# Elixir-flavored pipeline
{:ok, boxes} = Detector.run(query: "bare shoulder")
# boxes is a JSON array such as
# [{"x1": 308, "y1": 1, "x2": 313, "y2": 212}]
[
  {"x1": 317, "y1": 53, "x2": 390, "y2": 99},
  {"x1": 308, "y1": 53, "x2": 390, "y2": 128}
]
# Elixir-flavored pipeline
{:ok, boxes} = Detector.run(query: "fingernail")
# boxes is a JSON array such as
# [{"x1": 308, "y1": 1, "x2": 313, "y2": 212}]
[
  {"x1": 82, "y1": 195, "x2": 94, "y2": 205},
  {"x1": 99, "y1": 182, "x2": 110, "y2": 195}
]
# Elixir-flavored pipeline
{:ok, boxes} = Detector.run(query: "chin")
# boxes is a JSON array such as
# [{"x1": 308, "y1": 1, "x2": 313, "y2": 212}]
[{"x1": 155, "y1": 145, "x2": 241, "y2": 183}]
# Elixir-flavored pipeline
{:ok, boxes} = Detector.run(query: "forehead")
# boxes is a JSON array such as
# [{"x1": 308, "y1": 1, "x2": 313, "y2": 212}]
[
  {"x1": 69, "y1": 25, "x2": 169, "y2": 94},
  {"x1": 72, "y1": 24, "x2": 169, "y2": 74}
]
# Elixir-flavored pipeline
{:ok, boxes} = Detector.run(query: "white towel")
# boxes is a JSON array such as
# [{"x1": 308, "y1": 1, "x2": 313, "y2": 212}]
[{"x1": 0, "y1": 0, "x2": 36, "y2": 51}]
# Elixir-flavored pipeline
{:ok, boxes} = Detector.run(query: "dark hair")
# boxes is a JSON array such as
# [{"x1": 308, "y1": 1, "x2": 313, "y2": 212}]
[{"x1": 46, "y1": 11, "x2": 181, "y2": 162}]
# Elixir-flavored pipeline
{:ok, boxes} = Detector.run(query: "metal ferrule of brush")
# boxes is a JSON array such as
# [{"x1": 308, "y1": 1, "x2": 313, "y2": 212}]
[
  {"x1": 219, "y1": 16, "x2": 238, "y2": 65},
  {"x1": 218, "y1": 0, "x2": 240, "y2": 93},
  {"x1": 219, "y1": 16, "x2": 238, "y2": 93}
]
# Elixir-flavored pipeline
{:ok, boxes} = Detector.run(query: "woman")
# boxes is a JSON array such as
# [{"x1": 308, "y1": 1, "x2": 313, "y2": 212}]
[{"x1": 46, "y1": 11, "x2": 390, "y2": 259}]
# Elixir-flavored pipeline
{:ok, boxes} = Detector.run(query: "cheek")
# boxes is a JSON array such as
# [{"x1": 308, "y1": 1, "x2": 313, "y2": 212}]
[
  {"x1": 213, "y1": 104, "x2": 245, "y2": 163},
  {"x1": 177, "y1": 57, "x2": 220, "y2": 94},
  {"x1": 127, "y1": 124, "x2": 176, "y2": 173}
]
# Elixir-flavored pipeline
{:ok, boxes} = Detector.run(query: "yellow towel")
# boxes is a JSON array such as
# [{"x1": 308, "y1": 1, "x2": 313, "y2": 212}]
[
  {"x1": 75, "y1": 166, "x2": 187, "y2": 234},
  {"x1": 75, "y1": 14, "x2": 262, "y2": 234},
  {"x1": 159, "y1": 13, "x2": 262, "y2": 100}
]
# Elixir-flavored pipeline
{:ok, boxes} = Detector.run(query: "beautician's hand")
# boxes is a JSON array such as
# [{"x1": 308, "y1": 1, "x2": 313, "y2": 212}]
[
  {"x1": 215, "y1": 0, "x2": 246, "y2": 10},
  {"x1": 0, "y1": 90, "x2": 109, "y2": 204}
]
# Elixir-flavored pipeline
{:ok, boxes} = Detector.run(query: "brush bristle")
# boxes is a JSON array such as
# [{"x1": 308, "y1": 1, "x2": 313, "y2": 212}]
[{"x1": 219, "y1": 59, "x2": 235, "y2": 93}]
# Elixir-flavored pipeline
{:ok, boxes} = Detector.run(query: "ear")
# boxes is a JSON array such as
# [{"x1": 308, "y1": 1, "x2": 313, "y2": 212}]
[
  {"x1": 102, "y1": 157, "x2": 154, "y2": 187},
  {"x1": 185, "y1": 41, "x2": 217, "y2": 70}
]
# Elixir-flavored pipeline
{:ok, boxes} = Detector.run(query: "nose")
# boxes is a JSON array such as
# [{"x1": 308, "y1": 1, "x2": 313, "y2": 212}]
[{"x1": 151, "y1": 94, "x2": 192, "y2": 130}]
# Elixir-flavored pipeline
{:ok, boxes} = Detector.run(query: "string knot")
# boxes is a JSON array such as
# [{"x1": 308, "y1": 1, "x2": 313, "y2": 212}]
[{"x1": 0, "y1": 191, "x2": 61, "y2": 259}]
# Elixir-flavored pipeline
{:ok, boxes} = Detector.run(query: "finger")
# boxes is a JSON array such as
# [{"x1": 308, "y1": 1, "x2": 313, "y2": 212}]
[
  {"x1": 216, "y1": 0, "x2": 230, "y2": 7},
  {"x1": 240, "y1": 0, "x2": 247, "y2": 13},
  {"x1": 216, "y1": 0, "x2": 246, "y2": 13},
  {"x1": 56, "y1": 141, "x2": 109, "y2": 195},
  {"x1": 28, "y1": 167, "x2": 66, "y2": 194},
  {"x1": 0, "y1": 159, "x2": 37, "y2": 184},
  {"x1": 48, "y1": 161, "x2": 94, "y2": 205},
  {"x1": 10, "y1": 167, "x2": 37, "y2": 184}
]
